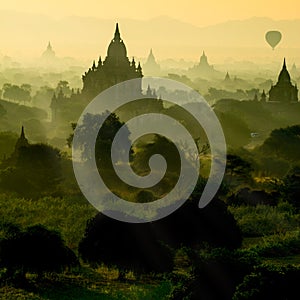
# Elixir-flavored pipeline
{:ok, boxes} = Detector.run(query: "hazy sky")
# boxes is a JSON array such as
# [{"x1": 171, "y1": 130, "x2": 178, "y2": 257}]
[
  {"x1": 2, "y1": 0, "x2": 300, "y2": 26},
  {"x1": 1, "y1": 0, "x2": 300, "y2": 62}
]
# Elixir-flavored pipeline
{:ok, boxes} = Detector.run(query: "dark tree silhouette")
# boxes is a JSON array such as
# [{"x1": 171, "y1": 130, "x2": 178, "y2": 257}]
[
  {"x1": 225, "y1": 154, "x2": 253, "y2": 187},
  {"x1": 79, "y1": 213, "x2": 174, "y2": 280},
  {"x1": 0, "y1": 131, "x2": 18, "y2": 159},
  {"x1": 2, "y1": 83, "x2": 31, "y2": 104},
  {"x1": 151, "y1": 196, "x2": 242, "y2": 250},
  {"x1": 55, "y1": 80, "x2": 72, "y2": 97},
  {"x1": 259, "y1": 125, "x2": 300, "y2": 161},
  {"x1": 233, "y1": 264, "x2": 300, "y2": 300},
  {"x1": 169, "y1": 248, "x2": 261, "y2": 300},
  {"x1": 135, "y1": 190, "x2": 155, "y2": 203},
  {"x1": 79, "y1": 190, "x2": 241, "y2": 280},
  {"x1": 0, "y1": 223, "x2": 78, "y2": 282},
  {"x1": 0, "y1": 143, "x2": 63, "y2": 198},
  {"x1": 132, "y1": 135, "x2": 181, "y2": 174},
  {"x1": 227, "y1": 187, "x2": 278, "y2": 207},
  {"x1": 281, "y1": 166, "x2": 300, "y2": 210},
  {"x1": 68, "y1": 111, "x2": 131, "y2": 166},
  {"x1": 68, "y1": 111, "x2": 134, "y2": 197},
  {"x1": 0, "y1": 103, "x2": 6, "y2": 117}
]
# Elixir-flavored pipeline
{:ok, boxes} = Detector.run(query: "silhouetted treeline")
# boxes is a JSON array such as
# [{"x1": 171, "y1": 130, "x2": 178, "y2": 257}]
[{"x1": 0, "y1": 222, "x2": 78, "y2": 283}]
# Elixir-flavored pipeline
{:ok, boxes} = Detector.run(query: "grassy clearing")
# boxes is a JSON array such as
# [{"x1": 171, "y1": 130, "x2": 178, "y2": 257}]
[
  {"x1": 0, "y1": 194, "x2": 97, "y2": 250},
  {"x1": 1, "y1": 194, "x2": 300, "y2": 299},
  {"x1": 0, "y1": 269, "x2": 172, "y2": 300}
]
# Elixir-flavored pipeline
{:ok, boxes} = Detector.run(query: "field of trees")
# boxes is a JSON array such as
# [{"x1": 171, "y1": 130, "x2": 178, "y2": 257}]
[{"x1": 0, "y1": 110, "x2": 300, "y2": 298}]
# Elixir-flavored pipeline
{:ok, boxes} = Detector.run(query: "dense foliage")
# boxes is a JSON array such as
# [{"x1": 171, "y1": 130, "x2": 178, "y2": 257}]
[
  {"x1": 0, "y1": 100, "x2": 300, "y2": 298},
  {"x1": 0, "y1": 223, "x2": 78, "y2": 282}
]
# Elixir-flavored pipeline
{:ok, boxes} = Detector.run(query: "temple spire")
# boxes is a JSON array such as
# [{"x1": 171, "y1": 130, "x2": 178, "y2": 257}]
[
  {"x1": 97, "y1": 56, "x2": 102, "y2": 68},
  {"x1": 21, "y1": 126, "x2": 25, "y2": 139},
  {"x1": 131, "y1": 57, "x2": 136, "y2": 68},
  {"x1": 14, "y1": 126, "x2": 29, "y2": 151},
  {"x1": 200, "y1": 50, "x2": 208, "y2": 65},
  {"x1": 269, "y1": 57, "x2": 298, "y2": 102},
  {"x1": 225, "y1": 71, "x2": 230, "y2": 81},
  {"x1": 114, "y1": 23, "x2": 121, "y2": 40}
]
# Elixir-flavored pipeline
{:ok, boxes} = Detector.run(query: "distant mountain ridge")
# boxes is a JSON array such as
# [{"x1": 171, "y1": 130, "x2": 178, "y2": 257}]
[{"x1": 0, "y1": 11, "x2": 299, "y2": 59}]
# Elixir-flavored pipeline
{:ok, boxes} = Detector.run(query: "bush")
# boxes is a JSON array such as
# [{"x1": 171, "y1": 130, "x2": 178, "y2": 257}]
[
  {"x1": 152, "y1": 197, "x2": 242, "y2": 250},
  {"x1": 0, "y1": 143, "x2": 63, "y2": 198},
  {"x1": 227, "y1": 188, "x2": 278, "y2": 207},
  {"x1": 249, "y1": 231, "x2": 300, "y2": 257},
  {"x1": 79, "y1": 213, "x2": 174, "y2": 279},
  {"x1": 282, "y1": 166, "x2": 300, "y2": 211},
  {"x1": 233, "y1": 264, "x2": 300, "y2": 300},
  {"x1": 229, "y1": 204, "x2": 300, "y2": 237},
  {"x1": 79, "y1": 196, "x2": 242, "y2": 279},
  {"x1": 0, "y1": 223, "x2": 78, "y2": 281},
  {"x1": 169, "y1": 248, "x2": 260, "y2": 300}
]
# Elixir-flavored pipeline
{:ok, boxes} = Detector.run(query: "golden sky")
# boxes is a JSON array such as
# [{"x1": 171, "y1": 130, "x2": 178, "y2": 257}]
[
  {"x1": 2, "y1": 0, "x2": 300, "y2": 26},
  {"x1": 1, "y1": 0, "x2": 299, "y2": 62}
]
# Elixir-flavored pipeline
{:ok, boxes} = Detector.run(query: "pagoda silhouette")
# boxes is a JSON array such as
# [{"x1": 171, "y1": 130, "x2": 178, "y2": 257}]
[
  {"x1": 268, "y1": 58, "x2": 298, "y2": 102},
  {"x1": 187, "y1": 51, "x2": 220, "y2": 78},
  {"x1": 50, "y1": 24, "x2": 157, "y2": 122},
  {"x1": 41, "y1": 42, "x2": 56, "y2": 59},
  {"x1": 143, "y1": 49, "x2": 160, "y2": 75},
  {"x1": 81, "y1": 23, "x2": 143, "y2": 99}
]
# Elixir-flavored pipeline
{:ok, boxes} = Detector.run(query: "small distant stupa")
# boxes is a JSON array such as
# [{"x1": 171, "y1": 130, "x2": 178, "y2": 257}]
[
  {"x1": 291, "y1": 63, "x2": 299, "y2": 77},
  {"x1": 188, "y1": 51, "x2": 220, "y2": 78},
  {"x1": 146, "y1": 84, "x2": 157, "y2": 98},
  {"x1": 260, "y1": 90, "x2": 267, "y2": 102},
  {"x1": 143, "y1": 49, "x2": 160, "y2": 75},
  {"x1": 224, "y1": 72, "x2": 231, "y2": 82},
  {"x1": 41, "y1": 42, "x2": 56, "y2": 60}
]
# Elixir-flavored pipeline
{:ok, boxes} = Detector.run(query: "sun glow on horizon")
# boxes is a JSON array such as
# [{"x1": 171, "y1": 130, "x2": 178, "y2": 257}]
[
  {"x1": 1, "y1": 0, "x2": 300, "y2": 27},
  {"x1": 1, "y1": 0, "x2": 300, "y2": 62}
]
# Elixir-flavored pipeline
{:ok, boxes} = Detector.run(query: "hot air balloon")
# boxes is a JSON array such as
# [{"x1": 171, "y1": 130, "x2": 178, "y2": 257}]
[{"x1": 265, "y1": 31, "x2": 282, "y2": 50}]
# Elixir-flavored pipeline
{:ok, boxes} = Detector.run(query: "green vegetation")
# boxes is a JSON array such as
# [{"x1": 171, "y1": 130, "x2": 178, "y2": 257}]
[
  {"x1": 229, "y1": 203, "x2": 300, "y2": 237},
  {"x1": 0, "y1": 195, "x2": 97, "y2": 249},
  {"x1": 1, "y1": 78, "x2": 300, "y2": 299}
]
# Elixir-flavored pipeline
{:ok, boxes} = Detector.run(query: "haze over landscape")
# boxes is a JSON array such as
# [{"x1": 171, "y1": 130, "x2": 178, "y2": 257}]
[
  {"x1": 1, "y1": 0, "x2": 300, "y2": 63},
  {"x1": 1, "y1": 1, "x2": 300, "y2": 299}
]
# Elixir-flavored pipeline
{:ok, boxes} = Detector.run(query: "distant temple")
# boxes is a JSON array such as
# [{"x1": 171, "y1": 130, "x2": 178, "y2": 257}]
[
  {"x1": 0, "y1": 126, "x2": 29, "y2": 165},
  {"x1": 50, "y1": 89, "x2": 66, "y2": 123},
  {"x1": 268, "y1": 58, "x2": 298, "y2": 102},
  {"x1": 188, "y1": 51, "x2": 220, "y2": 78},
  {"x1": 81, "y1": 23, "x2": 143, "y2": 99},
  {"x1": 260, "y1": 90, "x2": 267, "y2": 102},
  {"x1": 198, "y1": 51, "x2": 210, "y2": 69},
  {"x1": 15, "y1": 126, "x2": 29, "y2": 151},
  {"x1": 224, "y1": 72, "x2": 231, "y2": 82},
  {"x1": 143, "y1": 49, "x2": 160, "y2": 75},
  {"x1": 291, "y1": 63, "x2": 299, "y2": 77},
  {"x1": 41, "y1": 42, "x2": 55, "y2": 59},
  {"x1": 146, "y1": 84, "x2": 157, "y2": 98},
  {"x1": 50, "y1": 24, "x2": 162, "y2": 122}
]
